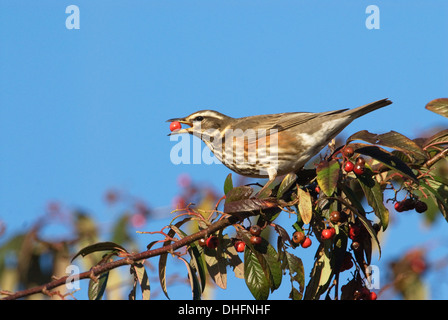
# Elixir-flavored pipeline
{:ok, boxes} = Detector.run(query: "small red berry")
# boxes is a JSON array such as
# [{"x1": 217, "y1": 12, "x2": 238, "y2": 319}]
[
  {"x1": 415, "y1": 201, "x2": 428, "y2": 213},
  {"x1": 356, "y1": 156, "x2": 366, "y2": 165},
  {"x1": 315, "y1": 185, "x2": 321, "y2": 194},
  {"x1": 170, "y1": 121, "x2": 182, "y2": 132},
  {"x1": 343, "y1": 146, "x2": 355, "y2": 158},
  {"x1": 249, "y1": 225, "x2": 262, "y2": 236},
  {"x1": 330, "y1": 211, "x2": 341, "y2": 224},
  {"x1": 235, "y1": 241, "x2": 245, "y2": 252},
  {"x1": 321, "y1": 228, "x2": 335, "y2": 240},
  {"x1": 402, "y1": 198, "x2": 416, "y2": 211},
  {"x1": 394, "y1": 201, "x2": 404, "y2": 212},
  {"x1": 301, "y1": 237, "x2": 312, "y2": 248},
  {"x1": 344, "y1": 161, "x2": 354, "y2": 173},
  {"x1": 360, "y1": 287, "x2": 370, "y2": 299},
  {"x1": 369, "y1": 291, "x2": 377, "y2": 300},
  {"x1": 206, "y1": 236, "x2": 219, "y2": 249},
  {"x1": 250, "y1": 235, "x2": 262, "y2": 245},
  {"x1": 351, "y1": 241, "x2": 361, "y2": 251},
  {"x1": 340, "y1": 252, "x2": 354, "y2": 272},
  {"x1": 292, "y1": 231, "x2": 306, "y2": 245},
  {"x1": 353, "y1": 164, "x2": 365, "y2": 175},
  {"x1": 349, "y1": 225, "x2": 361, "y2": 240},
  {"x1": 198, "y1": 238, "x2": 207, "y2": 247}
]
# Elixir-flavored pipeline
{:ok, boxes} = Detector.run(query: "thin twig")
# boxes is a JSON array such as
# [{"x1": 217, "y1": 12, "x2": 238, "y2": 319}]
[{"x1": 1, "y1": 209, "x2": 257, "y2": 300}]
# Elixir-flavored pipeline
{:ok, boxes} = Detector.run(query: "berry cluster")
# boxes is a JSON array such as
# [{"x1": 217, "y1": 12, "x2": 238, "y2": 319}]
[
  {"x1": 343, "y1": 146, "x2": 366, "y2": 176},
  {"x1": 354, "y1": 287, "x2": 377, "y2": 300},
  {"x1": 249, "y1": 225, "x2": 263, "y2": 245},
  {"x1": 394, "y1": 198, "x2": 428, "y2": 213},
  {"x1": 292, "y1": 230, "x2": 312, "y2": 248}
]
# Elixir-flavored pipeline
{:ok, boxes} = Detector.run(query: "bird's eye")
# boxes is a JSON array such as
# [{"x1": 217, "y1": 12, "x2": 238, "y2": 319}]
[{"x1": 194, "y1": 116, "x2": 204, "y2": 122}]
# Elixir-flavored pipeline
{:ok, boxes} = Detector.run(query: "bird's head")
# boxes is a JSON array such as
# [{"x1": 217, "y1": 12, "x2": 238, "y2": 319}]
[{"x1": 167, "y1": 110, "x2": 231, "y2": 140}]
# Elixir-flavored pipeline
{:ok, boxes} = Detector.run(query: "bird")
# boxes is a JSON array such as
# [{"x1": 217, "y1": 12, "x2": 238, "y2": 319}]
[{"x1": 167, "y1": 98, "x2": 392, "y2": 191}]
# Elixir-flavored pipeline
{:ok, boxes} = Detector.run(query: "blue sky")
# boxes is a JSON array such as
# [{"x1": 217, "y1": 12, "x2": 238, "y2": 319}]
[{"x1": 1, "y1": 1, "x2": 448, "y2": 299}]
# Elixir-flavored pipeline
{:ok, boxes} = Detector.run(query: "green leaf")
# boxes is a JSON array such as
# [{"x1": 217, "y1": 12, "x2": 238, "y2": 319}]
[
  {"x1": 338, "y1": 182, "x2": 366, "y2": 215},
  {"x1": 284, "y1": 251, "x2": 305, "y2": 298},
  {"x1": 424, "y1": 129, "x2": 448, "y2": 147},
  {"x1": 316, "y1": 160, "x2": 340, "y2": 196},
  {"x1": 225, "y1": 186, "x2": 253, "y2": 203},
  {"x1": 347, "y1": 130, "x2": 427, "y2": 162},
  {"x1": 188, "y1": 242, "x2": 208, "y2": 292},
  {"x1": 355, "y1": 213, "x2": 382, "y2": 259},
  {"x1": 222, "y1": 237, "x2": 244, "y2": 279},
  {"x1": 178, "y1": 256, "x2": 202, "y2": 300},
  {"x1": 425, "y1": 98, "x2": 448, "y2": 119},
  {"x1": 239, "y1": 230, "x2": 282, "y2": 294},
  {"x1": 296, "y1": 188, "x2": 312, "y2": 225},
  {"x1": 355, "y1": 145, "x2": 418, "y2": 182},
  {"x1": 223, "y1": 198, "x2": 278, "y2": 215},
  {"x1": 158, "y1": 217, "x2": 194, "y2": 300},
  {"x1": 277, "y1": 173, "x2": 297, "y2": 199},
  {"x1": 132, "y1": 263, "x2": 150, "y2": 300},
  {"x1": 420, "y1": 180, "x2": 448, "y2": 223},
  {"x1": 357, "y1": 169, "x2": 389, "y2": 230},
  {"x1": 203, "y1": 244, "x2": 227, "y2": 289},
  {"x1": 304, "y1": 244, "x2": 333, "y2": 300},
  {"x1": 88, "y1": 272, "x2": 109, "y2": 300},
  {"x1": 158, "y1": 252, "x2": 169, "y2": 299},
  {"x1": 71, "y1": 241, "x2": 127, "y2": 262},
  {"x1": 244, "y1": 247, "x2": 270, "y2": 300},
  {"x1": 224, "y1": 173, "x2": 233, "y2": 195}
]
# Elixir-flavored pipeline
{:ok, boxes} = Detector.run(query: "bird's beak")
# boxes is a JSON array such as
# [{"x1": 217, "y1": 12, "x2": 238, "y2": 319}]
[{"x1": 166, "y1": 117, "x2": 193, "y2": 136}]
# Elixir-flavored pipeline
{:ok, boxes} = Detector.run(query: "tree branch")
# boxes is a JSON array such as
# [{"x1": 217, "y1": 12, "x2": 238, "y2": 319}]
[
  {"x1": 2, "y1": 211, "x2": 255, "y2": 300},
  {"x1": 424, "y1": 147, "x2": 448, "y2": 169}
]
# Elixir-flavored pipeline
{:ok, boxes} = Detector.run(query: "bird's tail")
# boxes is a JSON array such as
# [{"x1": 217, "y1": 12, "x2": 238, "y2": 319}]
[{"x1": 346, "y1": 98, "x2": 392, "y2": 119}]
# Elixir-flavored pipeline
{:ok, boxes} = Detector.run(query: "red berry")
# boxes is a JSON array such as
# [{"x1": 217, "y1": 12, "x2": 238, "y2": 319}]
[
  {"x1": 351, "y1": 241, "x2": 361, "y2": 251},
  {"x1": 206, "y1": 236, "x2": 219, "y2": 249},
  {"x1": 353, "y1": 164, "x2": 365, "y2": 175},
  {"x1": 170, "y1": 121, "x2": 182, "y2": 132},
  {"x1": 415, "y1": 201, "x2": 428, "y2": 213},
  {"x1": 235, "y1": 241, "x2": 245, "y2": 252},
  {"x1": 249, "y1": 225, "x2": 262, "y2": 236},
  {"x1": 250, "y1": 235, "x2": 262, "y2": 245},
  {"x1": 301, "y1": 237, "x2": 312, "y2": 248},
  {"x1": 321, "y1": 228, "x2": 335, "y2": 240},
  {"x1": 315, "y1": 186, "x2": 321, "y2": 194},
  {"x1": 343, "y1": 146, "x2": 354, "y2": 158},
  {"x1": 369, "y1": 291, "x2": 377, "y2": 300},
  {"x1": 330, "y1": 211, "x2": 341, "y2": 224},
  {"x1": 402, "y1": 198, "x2": 416, "y2": 211},
  {"x1": 356, "y1": 156, "x2": 366, "y2": 165},
  {"x1": 340, "y1": 252, "x2": 354, "y2": 272},
  {"x1": 344, "y1": 161, "x2": 354, "y2": 173},
  {"x1": 198, "y1": 238, "x2": 207, "y2": 247},
  {"x1": 349, "y1": 225, "x2": 361, "y2": 240},
  {"x1": 394, "y1": 201, "x2": 404, "y2": 212},
  {"x1": 292, "y1": 231, "x2": 306, "y2": 245},
  {"x1": 360, "y1": 287, "x2": 370, "y2": 299}
]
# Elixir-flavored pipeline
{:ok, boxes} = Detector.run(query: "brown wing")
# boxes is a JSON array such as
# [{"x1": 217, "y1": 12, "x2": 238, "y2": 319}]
[{"x1": 234, "y1": 109, "x2": 348, "y2": 133}]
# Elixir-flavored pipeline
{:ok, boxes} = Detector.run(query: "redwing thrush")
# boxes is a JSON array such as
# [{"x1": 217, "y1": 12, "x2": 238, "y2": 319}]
[{"x1": 167, "y1": 98, "x2": 392, "y2": 187}]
